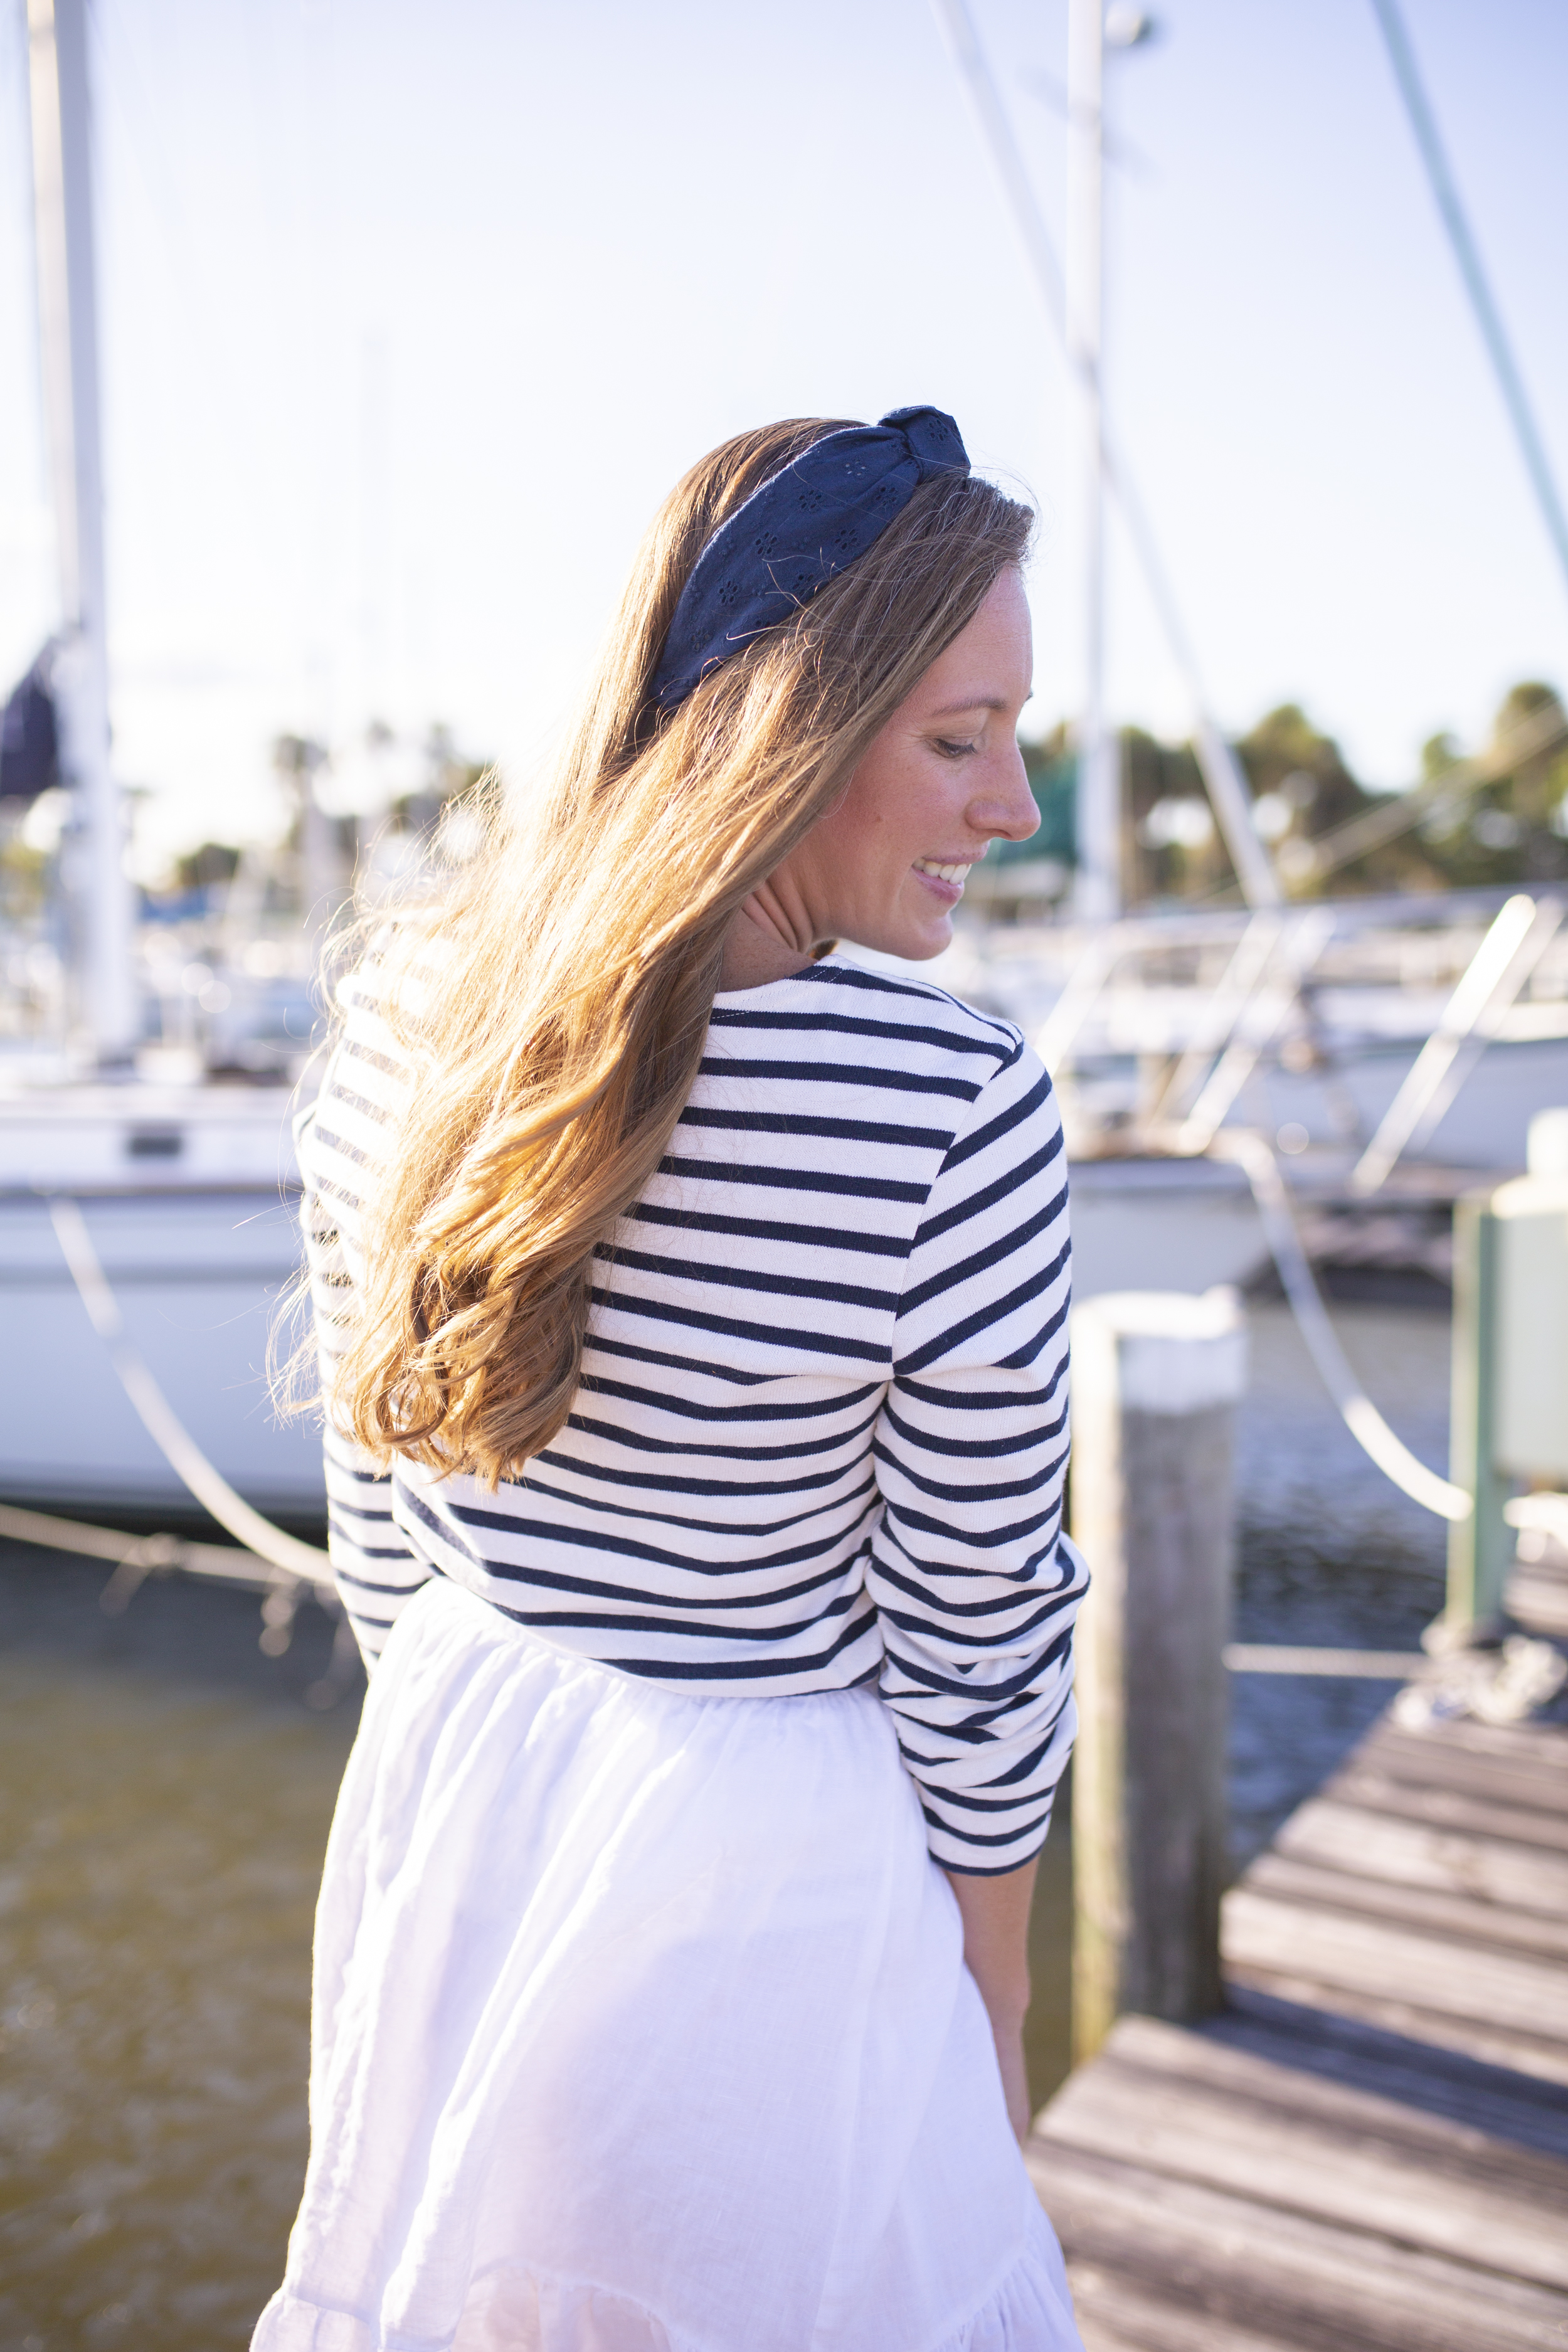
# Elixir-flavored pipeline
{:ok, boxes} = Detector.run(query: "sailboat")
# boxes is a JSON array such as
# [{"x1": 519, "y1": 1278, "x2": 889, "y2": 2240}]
[{"x1": 0, "y1": 0, "x2": 325, "y2": 1520}]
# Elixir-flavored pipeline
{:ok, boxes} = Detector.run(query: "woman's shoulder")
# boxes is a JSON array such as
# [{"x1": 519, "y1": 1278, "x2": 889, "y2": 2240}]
[
  {"x1": 322, "y1": 919, "x2": 458, "y2": 1084},
  {"x1": 295, "y1": 931, "x2": 428, "y2": 1185},
  {"x1": 710, "y1": 953, "x2": 1030, "y2": 1088},
  {"x1": 711, "y1": 955, "x2": 1052, "y2": 1139}
]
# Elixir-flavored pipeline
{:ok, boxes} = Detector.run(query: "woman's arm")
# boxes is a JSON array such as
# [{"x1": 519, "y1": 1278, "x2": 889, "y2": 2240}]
[
  {"x1": 945, "y1": 1860, "x2": 1038, "y2": 2142},
  {"x1": 864, "y1": 1038, "x2": 1083, "y2": 2137},
  {"x1": 867, "y1": 1038, "x2": 1084, "y2": 1867}
]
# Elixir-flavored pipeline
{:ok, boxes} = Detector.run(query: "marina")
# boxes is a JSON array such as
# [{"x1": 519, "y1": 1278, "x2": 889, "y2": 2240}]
[{"x1": 3, "y1": 0, "x2": 1567, "y2": 2344}]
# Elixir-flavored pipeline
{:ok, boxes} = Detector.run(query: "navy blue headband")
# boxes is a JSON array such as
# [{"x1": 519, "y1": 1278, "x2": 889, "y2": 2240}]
[{"x1": 650, "y1": 405, "x2": 970, "y2": 716}]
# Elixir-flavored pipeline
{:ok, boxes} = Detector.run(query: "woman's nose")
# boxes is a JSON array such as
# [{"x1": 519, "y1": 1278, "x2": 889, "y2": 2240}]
[{"x1": 973, "y1": 746, "x2": 1041, "y2": 844}]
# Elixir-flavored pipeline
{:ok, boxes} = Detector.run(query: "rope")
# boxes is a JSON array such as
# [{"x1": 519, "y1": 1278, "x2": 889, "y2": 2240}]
[
  {"x1": 1201, "y1": 1131, "x2": 1473, "y2": 1522},
  {"x1": 1506, "y1": 1492, "x2": 1568, "y2": 1549},
  {"x1": 48, "y1": 1197, "x2": 331, "y2": 1581},
  {"x1": 1224, "y1": 1644, "x2": 1427, "y2": 1678}
]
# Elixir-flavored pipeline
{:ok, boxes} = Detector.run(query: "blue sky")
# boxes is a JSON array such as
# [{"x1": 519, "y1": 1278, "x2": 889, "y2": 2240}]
[{"x1": 1, "y1": 0, "x2": 1564, "y2": 872}]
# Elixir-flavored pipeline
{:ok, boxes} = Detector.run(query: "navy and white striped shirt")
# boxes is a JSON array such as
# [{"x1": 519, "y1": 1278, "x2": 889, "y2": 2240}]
[{"x1": 299, "y1": 953, "x2": 1086, "y2": 1872}]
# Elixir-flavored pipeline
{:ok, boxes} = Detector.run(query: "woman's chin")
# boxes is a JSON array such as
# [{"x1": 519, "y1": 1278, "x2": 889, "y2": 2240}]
[
  {"x1": 904, "y1": 906, "x2": 956, "y2": 960},
  {"x1": 878, "y1": 923, "x2": 953, "y2": 965},
  {"x1": 837, "y1": 899, "x2": 955, "y2": 964}
]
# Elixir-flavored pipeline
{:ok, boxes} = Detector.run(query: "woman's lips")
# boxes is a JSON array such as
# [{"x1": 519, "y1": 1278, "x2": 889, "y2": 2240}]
[{"x1": 914, "y1": 857, "x2": 972, "y2": 905}]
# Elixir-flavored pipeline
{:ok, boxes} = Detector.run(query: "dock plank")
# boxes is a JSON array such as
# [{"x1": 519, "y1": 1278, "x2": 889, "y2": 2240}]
[
  {"x1": 1209, "y1": 1987, "x2": 1568, "y2": 2159},
  {"x1": 1222, "y1": 1885, "x2": 1568, "y2": 2070},
  {"x1": 1027, "y1": 2136, "x2": 1568, "y2": 2351},
  {"x1": 1031, "y1": 1696, "x2": 1568, "y2": 2346},
  {"x1": 1036, "y1": 2014, "x2": 1568, "y2": 2289},
  {"x1": 1317, "y1": 1759, "x2": 1568, "y2": 1853},
  {"x1": 1219, "y1": 1960, "x2": 1568, "y2": 2085},
  {"x1": 1357, "y1": 1710, "x2": 1568, "y2": 1774},
  {"x1": 1241, "y1": 1846, "x2": 1568, "y2": 1956},
  {"x1": 1275, "y1": 1793, "x2": 1568, "y2": 1913}
]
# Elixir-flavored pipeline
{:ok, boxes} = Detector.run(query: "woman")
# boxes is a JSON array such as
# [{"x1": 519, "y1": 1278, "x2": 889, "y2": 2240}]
[{"x1": 256, "y1": 408, "x2": 1088, "y2": 2351}]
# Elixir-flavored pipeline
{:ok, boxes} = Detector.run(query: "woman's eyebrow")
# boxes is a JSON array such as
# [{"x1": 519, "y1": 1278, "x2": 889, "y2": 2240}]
[{"x1": 928, "y1": 690, "x2": 1032, "y2": 718}]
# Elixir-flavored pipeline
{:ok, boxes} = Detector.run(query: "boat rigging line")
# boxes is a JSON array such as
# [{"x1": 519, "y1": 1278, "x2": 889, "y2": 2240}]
[
  {"x1": 928, "y1": 0, "x2": 1281, "y2": 913},
  {"x1": 1351, "y1": 892, "x2": 1564, "y2": 1194},
  {"x1": 0, "y1": 1491, "x2": 359, "y2": 1703},
  {"x1": 1369, "y1": 0, "x2": 1568, "y2": 608}
]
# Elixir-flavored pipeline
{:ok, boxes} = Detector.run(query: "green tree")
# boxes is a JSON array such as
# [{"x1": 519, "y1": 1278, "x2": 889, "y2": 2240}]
[
  {"x1": 1014, "y1": 724, "x2": 1078, "y2": 867},
  {"x1": 174, "y1": 840, "x2": 241, "y2": 892},
  {"x1": 1123, "y1": 726, "x2": 1219, "y2": 905},
  {"x1": 391, "y1": 724, "x2": 494, "y2": 836},
  {"x1": 1415, "y1": 682, "x2": 1567, "y2": 888},
  {"x1": 1236, "y1": 705, "x2": 1444, "y2": 896}
]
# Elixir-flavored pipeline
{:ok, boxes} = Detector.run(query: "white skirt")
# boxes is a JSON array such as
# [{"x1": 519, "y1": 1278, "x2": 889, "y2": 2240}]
[{"x1": 253, "y1": 1578, "x2": 1083, "y2": 2352}]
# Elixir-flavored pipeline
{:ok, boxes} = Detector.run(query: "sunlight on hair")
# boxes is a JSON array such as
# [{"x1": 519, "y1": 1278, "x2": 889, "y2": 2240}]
[{"x1": 302, "y1": 421, "x2": 1034, "y2": 1487}]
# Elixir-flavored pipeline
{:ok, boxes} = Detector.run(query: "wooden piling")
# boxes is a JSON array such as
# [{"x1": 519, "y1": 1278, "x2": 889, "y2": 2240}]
[
  {"x1": 1445, "y1": 1192, "x2": 1512, "y2": 1638},
  {"x1": 1068, "y1": 1288, "x2": 1248, "y2": 2063}
]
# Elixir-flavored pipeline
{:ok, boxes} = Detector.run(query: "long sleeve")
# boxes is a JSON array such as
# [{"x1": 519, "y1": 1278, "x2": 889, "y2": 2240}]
[
  {"x1": 295, "y1": 1036, "x2": 434, "y2": 1669},
  {"x1": 866, "y1": 1038, "x2": 1086, "y2": 1873}
]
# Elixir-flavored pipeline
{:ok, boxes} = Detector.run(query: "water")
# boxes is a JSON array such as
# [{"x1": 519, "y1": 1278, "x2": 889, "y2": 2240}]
[
  {"x1": 0, "y1": 1559, "x2": 356, "y2": 2350},
  {"x1": 1228, "y1": 1299, "x2": 1448, "y2": 1868},
  {"x1": 0, "y1": 1300, "x2": 1450, "y2": 2346}
]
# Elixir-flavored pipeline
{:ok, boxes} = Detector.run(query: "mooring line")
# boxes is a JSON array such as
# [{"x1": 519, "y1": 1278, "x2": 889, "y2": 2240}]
[
  {"x1": 1131, "y1": 1125, "x2": 1473, "y2": 1523},
  {"x1": 48, "y1": 1195, "x2": 331, "y2": 1581}
]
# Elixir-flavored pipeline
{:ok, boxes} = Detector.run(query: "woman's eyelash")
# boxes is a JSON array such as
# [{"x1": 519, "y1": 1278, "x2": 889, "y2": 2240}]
[{"x1": 935, "y1": 738, "x2": 978, "y2": 760}]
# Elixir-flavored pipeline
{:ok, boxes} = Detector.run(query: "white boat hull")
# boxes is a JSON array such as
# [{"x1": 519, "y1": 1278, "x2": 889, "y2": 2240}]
[{"x1": 0, "y1": 1188, "x2": 326, "y2": 1517}]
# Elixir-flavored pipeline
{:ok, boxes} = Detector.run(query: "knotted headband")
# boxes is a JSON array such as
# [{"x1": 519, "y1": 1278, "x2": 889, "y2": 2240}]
[{"x1": 650, "y1": 405, "x2": 970, "y2": 716}]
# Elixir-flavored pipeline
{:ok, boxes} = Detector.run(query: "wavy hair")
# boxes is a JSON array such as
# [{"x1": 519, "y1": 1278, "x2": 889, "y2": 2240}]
[{"x1": 329, "y1": 416, "x2": 1033, "y2": 1485}]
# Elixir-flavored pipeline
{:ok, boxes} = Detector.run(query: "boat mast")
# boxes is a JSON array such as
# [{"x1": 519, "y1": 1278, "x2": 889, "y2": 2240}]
[
  {"x1": 930, "y1": 0, "x2": 1283, "y2": 913},
  {"x1": 27, "y1": 0, "x2": 136, "y2": 1065},
  {"x1": 1066, "y1": 0, "x2": 1117, "y2": 924}
]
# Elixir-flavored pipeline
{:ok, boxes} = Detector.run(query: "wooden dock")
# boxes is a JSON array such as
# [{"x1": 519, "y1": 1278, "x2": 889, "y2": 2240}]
[{"x1": 1027, "y1": 1611, "x2": 1568, "y2": 2348}]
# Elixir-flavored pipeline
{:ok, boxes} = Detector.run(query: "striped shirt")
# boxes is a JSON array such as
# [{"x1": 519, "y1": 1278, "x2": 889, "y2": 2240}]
[{"x1": 298, "y1": 953, "x2": 1087, "y2": 1872}]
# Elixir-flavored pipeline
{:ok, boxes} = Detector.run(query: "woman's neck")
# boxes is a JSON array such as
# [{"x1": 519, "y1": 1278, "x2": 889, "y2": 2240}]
[{"x1": 718, "y1": 898, "x2": 817, "y2": 991}]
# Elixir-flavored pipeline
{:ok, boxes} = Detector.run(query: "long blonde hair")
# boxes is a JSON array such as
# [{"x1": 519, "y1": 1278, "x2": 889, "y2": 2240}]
[{"x1": 333, "y1": 416, "x2": 1032, "y2": 1485}]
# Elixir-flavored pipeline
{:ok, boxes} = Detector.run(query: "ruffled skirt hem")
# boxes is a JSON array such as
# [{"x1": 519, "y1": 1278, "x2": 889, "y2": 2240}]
[{"x1": 255, "y1": 2212, "x2": 1076, "y2": 2352}]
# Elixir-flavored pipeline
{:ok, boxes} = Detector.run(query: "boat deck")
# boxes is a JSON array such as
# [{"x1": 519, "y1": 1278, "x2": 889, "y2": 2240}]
[{"x1": 1027, "y1": 1579, "x2": 1568, "y2": 2349}]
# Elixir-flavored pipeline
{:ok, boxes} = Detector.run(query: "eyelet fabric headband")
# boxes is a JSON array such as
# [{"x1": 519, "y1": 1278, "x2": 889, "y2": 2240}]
[{"x1": 649, "y1": 405, "x2": 970, "y2": 716}]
